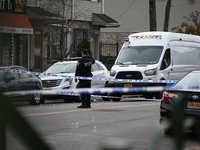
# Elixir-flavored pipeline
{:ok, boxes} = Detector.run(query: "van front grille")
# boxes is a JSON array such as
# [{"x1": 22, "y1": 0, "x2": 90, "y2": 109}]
[
  {"x1": 42, "y1": 79, "x2": 62, "y2": 88},
  {"x1": 116, "y1": 71, "x2": 143, "y2": 79}
]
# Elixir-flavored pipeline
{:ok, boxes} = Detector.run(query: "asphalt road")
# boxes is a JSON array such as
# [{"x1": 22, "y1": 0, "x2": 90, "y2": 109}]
[{"x1": 5, "y1": 98, "x2": 200, "y2": 150}]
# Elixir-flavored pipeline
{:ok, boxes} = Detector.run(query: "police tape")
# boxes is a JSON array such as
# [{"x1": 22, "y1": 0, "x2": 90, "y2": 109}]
[
  {"x1": 0, "y1": 68, "x2": 177, "y2": 83},
  {"x1": 3, "y1": 86, "x2": 200, "y2": 97},
  {"x1": 57, "y1": 93, "x2": 121, "y2": 99}
]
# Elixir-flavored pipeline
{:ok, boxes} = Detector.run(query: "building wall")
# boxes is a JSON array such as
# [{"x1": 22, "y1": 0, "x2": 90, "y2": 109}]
[
  {"x1": 74, "y1": 0, "x2": 102, "y2": 21},
  {"x1": 100, "y1": 0, "x2": 200, "y2": 55},
  {"x1": 100, "y1": 32, "x2": 132, "y2": 51},
  {"x1": 101, "y1": 0, "x2": 200, "y2": 33}
]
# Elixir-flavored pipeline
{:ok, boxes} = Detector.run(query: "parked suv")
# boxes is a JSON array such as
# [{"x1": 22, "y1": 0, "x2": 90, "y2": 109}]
[
  {"x1": 0, "y1": 65, "x2": 43, "y2": 105},
  {"x1": 39, "y1": 59, "x2": 110, "y2": 103}
]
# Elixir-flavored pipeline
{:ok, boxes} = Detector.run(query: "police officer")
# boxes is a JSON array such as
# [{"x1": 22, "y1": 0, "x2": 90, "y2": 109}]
[{"x1": 75, "y1": 49, "x2": 95, "y2": 108}]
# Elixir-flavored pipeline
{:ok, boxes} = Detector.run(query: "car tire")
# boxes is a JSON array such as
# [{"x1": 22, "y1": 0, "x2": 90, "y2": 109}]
[
  {"x1": 111, "y1": 94, "x2": 121, "y2": 102},
  {"x1": 102, "y1": 97, "x2": 111, "y2": 101},
  {"x1": 64, "y1": 97, "x2": 74, "y2": 103},
  {"x1": 112, "y1": 98, "x2": 121, "y2": 102},
  {"x1": 30, "y1": 93, "x2": 42, "y2": 105},
  {"x1": 73, "y1": 96, "x2": 81, "y2": 102}
]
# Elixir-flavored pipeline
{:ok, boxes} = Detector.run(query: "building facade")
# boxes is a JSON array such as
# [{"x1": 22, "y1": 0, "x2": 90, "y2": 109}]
[
  {"x1": 0, "y1": 0, "x2": 33, "y2": 69},
  {"x1": 0, "y1": 0, "x2": 120, "y2": 72}
]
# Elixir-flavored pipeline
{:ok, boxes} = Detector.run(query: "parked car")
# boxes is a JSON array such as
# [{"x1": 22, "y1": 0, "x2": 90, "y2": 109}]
[
  {"x1": 0, "y1": 65, "x2": 43, "y2": 105},
  {"x1": 39, "y1": 59, "x2": 110, "y2": 103},
  {"x1": 160, "y1": 70, "x2": 200, "y2": 134}
]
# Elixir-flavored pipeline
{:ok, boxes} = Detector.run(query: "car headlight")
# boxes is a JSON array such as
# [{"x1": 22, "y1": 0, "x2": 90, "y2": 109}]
[
  {"x1": 65, "y1": 78, "x2": 73, "y2": 84},
  {"x1": 144, "y1": 68, "x2": 157, "y2": 76},
  {"x1": 110, "y1": 70, "x2": 116, "y2": 76}
]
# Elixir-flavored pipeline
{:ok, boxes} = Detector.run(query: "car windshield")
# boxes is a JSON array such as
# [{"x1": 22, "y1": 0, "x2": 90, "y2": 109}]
[
  {"x1": 45, "y1": 63, "x2": 77, "y2": 74},
  {"x1": 175, "y1": 71, "x2": 200, "y2": 86},
  {"x1": 116, "y1": 46, "x2": 163, "y2": 65}
]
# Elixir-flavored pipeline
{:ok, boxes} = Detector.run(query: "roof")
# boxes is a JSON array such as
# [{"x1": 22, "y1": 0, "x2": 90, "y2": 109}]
[
  {"x1": 26, "y1": 6, "x2": 65, "y2": 24},
  {"x1": 92, "y1": 13, "x2": 120, "y2": 28}
]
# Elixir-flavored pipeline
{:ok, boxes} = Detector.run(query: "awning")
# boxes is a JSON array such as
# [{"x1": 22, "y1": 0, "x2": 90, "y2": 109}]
[
  {"x1": 92, "y1": 13, "x2": 120, "y2": 28},
  {"x1": 26, "y1": 6, "x2": 65, "y2": 24},
  {"x1": 0, "y1": 13, "x2": 33, "y2": 34}
]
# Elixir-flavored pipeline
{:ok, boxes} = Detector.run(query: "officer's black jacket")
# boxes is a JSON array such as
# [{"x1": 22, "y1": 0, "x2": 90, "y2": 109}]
[{"x1": 75, "y1": 56, "x2": 95, "y2": 77}]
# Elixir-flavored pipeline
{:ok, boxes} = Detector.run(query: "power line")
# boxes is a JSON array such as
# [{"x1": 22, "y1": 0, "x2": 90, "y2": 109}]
[{"x1": 115, "y1": 0, "x2": 136, "y2": 19}]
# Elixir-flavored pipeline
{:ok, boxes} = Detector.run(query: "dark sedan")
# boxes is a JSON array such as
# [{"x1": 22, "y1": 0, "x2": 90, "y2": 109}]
[
  {"x1": 160, "y1": 70, "x2": 200, "y2": 134},
  {"x1": 0, "y1": 66, "x2": 43, "y2": 105}
]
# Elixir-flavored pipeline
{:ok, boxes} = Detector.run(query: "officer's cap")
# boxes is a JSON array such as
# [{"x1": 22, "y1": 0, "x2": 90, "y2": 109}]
[{"x1": 82, "y1": 49, "x2": 89, "y2": 55}]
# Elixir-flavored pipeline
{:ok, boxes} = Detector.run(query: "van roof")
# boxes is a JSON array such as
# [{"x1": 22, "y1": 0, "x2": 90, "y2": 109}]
[{"x1": 127, "y1": 31, "x2": 200, "y2": 46}]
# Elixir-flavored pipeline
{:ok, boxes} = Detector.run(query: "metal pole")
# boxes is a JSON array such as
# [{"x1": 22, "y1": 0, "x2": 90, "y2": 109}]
[{"x1": 101, "y1": 0, "x2": 104, "y2": 14}]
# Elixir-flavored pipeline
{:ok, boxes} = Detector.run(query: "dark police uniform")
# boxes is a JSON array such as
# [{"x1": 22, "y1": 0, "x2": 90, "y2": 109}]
[{"x1": 75, "y1": 51, "x2": 95, "y2": 108}]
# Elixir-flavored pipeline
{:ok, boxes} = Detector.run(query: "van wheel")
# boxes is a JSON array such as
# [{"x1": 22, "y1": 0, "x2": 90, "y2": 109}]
[
  {"x1": 155, "y1": 92, "x2": 162, "y2": 99},
  {"x1": 144, "y1": 94, "x2": 154, "y2": 99}
]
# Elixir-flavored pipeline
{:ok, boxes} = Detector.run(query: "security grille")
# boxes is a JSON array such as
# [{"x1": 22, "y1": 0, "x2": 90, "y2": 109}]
[
  {"x1": 116, "y1": 71, "x2": 143, "y2": 79},
  {"x1": 42, "y1": 79, "x2": 62, "y2": 88}
]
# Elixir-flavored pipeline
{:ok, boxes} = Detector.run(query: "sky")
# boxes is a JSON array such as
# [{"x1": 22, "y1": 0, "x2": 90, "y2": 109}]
[{"x1": 101, "y1": 0, "x2": 200, "y2": 33}]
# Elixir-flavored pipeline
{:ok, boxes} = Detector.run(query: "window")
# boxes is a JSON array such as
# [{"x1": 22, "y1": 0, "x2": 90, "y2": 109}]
[
  {"x1": 19, "y1": 69, "x2": 30, "y2": 79},
  {"x1": 6, "y1": 72, "x2": 19, "y2": 80},
  {"x1": 160, "y1": 49, "x2": 171, "y2": 70},
  {"x1": 96, "y1": 63, "x2": 104, "y2": 70},
  {"x1": 92, "y1": 63, "x2": 99, "y2": 71}
]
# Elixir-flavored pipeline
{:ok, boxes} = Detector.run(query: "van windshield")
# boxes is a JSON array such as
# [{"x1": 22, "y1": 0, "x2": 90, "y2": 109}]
[{"x1": 116, "y1": 46, "x2": 163, "y2": 65}]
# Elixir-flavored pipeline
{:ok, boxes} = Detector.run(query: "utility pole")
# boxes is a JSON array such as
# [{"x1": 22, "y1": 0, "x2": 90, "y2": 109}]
[
  {"x1": 149, "y1": 0, "x2": 157, "y2": 31},
  {"x1": 163, "y1": 0, "x2": 171, "y2": 31}
]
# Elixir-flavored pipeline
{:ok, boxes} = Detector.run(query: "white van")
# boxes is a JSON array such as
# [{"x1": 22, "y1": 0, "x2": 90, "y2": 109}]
[{"x1": 107, "y1": 31, "x2": 200, "y2": 101}]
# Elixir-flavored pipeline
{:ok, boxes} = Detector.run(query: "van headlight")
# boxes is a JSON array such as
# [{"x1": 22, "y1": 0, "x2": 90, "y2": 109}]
[
  {"x1": 144, "y1": 68, "x2": 157, "y2": 76},
  {"x1": 110, "y1": 70, "x2": 116, "y2": 76}
]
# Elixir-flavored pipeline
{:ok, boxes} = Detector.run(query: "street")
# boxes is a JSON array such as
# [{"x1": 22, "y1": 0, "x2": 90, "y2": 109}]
[{"x1": 6, "y1": 98, "x2": 200, "y2": 150}]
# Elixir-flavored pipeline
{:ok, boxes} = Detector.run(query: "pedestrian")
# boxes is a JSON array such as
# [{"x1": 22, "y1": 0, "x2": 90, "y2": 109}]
[{"x1": 75, "y1": 49, "x2": 95, "y2": 108}]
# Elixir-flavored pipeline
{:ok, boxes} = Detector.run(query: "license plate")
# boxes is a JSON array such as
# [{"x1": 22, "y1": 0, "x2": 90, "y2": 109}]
[
  {"x1": 124, "y1": 84, "x2": 132, "y2": 87},
  {"x1": 187, "y1": 101, "x2": 200, "y2": 109}
]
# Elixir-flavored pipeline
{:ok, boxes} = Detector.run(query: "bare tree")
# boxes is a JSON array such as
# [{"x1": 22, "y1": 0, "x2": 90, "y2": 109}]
[
  {"x1": 163, "y1": 0, "x2": 171, "y2": 31},
  {"x1": 149, "y1": 0, "x2": 157, "y2": 31}
]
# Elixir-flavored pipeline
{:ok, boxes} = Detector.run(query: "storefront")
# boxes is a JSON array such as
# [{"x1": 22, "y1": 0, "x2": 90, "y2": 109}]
[
  {"x1": 0, "y1": 13, "x2": 33, "y2": 68},
  {"x1": 0, "y1": 0, "x2": 33, "y2": 68}
]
